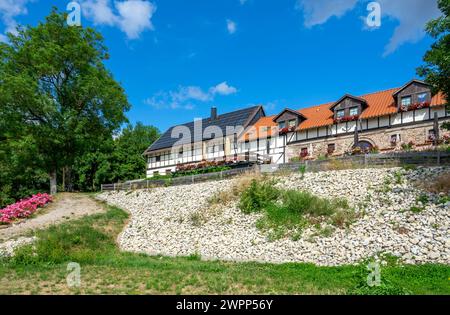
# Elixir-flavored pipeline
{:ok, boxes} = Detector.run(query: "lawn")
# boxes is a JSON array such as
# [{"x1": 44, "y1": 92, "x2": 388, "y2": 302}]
[{"x1": 0, "y1": 200, "x2": 448, "y2": 295}]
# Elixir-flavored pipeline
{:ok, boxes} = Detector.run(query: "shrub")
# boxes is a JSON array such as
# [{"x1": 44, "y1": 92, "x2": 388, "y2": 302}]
[
  {"x1": 298, "y1": 165, "x2": 306, "y2": 179},
  {"x1": 238, "y1": 179, "x2": 279, "y2": 214},
  {"x1": 401, "y1": 141, "x2": 414, "y2": 152},
  {"x1": 281, "y1": 190, "x2": 348, "y2": 217},
  {"x1": 410, "y1": 205, "x2": 424, "y2": 213},
  {"x1": 421, "y1": 172, "x2": 450, "y2": 194}
]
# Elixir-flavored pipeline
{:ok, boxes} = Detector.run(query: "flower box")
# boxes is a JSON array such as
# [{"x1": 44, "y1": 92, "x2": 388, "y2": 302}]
[
  {"x1": 334, "y1": 115, "x2": 359, "y2": 124},
  {"x1": 279, "y1": 126, "x2": 296, "y2": 135},
  {"x1": 400, "y1": 102, "x2": 430, "y2": 112}
]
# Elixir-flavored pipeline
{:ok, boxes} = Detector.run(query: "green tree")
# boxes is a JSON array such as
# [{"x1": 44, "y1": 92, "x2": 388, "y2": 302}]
[
  {"x1": 0, "y1": 9, "x2": 130, "y2": 194},
  {"x1": 417, "y1": 0, "x2": 450, "y2": 129},
  {"x1": 73, "y1": 123, "x2": 160, "y2": 191}
]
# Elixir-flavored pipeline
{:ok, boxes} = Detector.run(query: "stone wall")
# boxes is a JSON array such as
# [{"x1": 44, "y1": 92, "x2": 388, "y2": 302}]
[{"x1": 287, "y1": 121, "x2": 450, "y2": 160}]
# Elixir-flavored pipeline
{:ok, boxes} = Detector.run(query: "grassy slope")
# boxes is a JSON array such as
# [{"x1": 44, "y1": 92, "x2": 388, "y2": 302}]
[{"x1": 0, "y1": 201, "x2": 448, "y2": 295}]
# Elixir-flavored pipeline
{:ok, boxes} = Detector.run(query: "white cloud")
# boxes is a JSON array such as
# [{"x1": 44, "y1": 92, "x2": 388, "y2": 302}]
[
  {"x1": 210, "y1": 81, "x2": 237, "y2": 96},
  {"x1": 226, "y1": 19, "x2": 237, "y2": 34},
  {"x1": 82, "y1": 0, "x2": 156, "y2": 39},
  {"x1": 295, "y1": 0, "x2": 358, "y2": 28},
  {"x1": 0, "y1": 0, "x2": 32, "y2": 41},
  {"x1": 378, "y1": 0, "x2": 441, "y2": 56},
  {"x1": 145, "y1": 82, "x2": 238, "y2": 110},
  {"x1": 295, "y1": 0, "x2": 441, "y2": 55}
]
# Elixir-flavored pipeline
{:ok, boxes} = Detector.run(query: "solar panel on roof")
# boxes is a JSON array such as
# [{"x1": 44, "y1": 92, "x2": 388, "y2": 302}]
[{"x1": 145, "y1": 106, "x2": 261, "y2": 152}]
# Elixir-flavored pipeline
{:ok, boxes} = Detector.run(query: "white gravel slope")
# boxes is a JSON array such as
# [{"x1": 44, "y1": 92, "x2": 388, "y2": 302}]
[{"x1": 98, "y1": 167, "x2": 450, "y2": 266}]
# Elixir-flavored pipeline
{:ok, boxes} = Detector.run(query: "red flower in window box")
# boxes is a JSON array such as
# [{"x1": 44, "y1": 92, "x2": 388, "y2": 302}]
[
  {"x1": 333, "y1": 115, "x2": 359, "y2": 124},
  {"x1": 400, "y1": 102, "x2": 430, "y2": 112},
  {"x1": 279, "y1": 127, "x2": 289, "y2": 135}
]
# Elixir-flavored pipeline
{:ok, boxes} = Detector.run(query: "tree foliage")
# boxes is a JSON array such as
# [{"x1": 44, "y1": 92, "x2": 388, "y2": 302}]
[
  {"x1": 0, "y1": 8, "x2": 130, "y2": 193},
  {"x1": 0, "y1": 9, "x2": 159, "y2": 206},
  {"x1": 417, "y1": 0, "x2": 450, "y2": 131}
]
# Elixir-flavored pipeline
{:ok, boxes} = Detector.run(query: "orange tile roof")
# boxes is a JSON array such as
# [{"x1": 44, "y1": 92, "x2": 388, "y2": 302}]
[
  {"x1": 242, "y1": 115, "x2": 277, "y2": 141},
  {"x1": 245, "y1": 88, "x2": 446, "y2": 139}
]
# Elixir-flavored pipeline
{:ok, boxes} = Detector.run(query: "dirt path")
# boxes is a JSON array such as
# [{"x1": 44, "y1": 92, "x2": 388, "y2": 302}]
[{"x1": 0, "y1": 193, "x2": 106, "y2": 241}]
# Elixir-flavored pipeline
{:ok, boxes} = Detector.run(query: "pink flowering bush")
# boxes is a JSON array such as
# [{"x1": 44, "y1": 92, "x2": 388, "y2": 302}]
[{"x1": 0, "y1": 193, "x2": 53, "y2": 224}]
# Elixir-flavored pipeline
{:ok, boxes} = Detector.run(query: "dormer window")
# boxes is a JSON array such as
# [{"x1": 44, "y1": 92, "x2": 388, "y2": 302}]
[
  {"x1": 401, "y1": 96, "x2": 412, "y2": 107},
  {"x1": 273, "y1": 108, "x2": 306, "y2": 133},
  {"x1": 349, "y1": 107, "x2": 359, "y2": 116},
  {"x1": 336, "y1": 110, "x2": 345, "y2": 118}
]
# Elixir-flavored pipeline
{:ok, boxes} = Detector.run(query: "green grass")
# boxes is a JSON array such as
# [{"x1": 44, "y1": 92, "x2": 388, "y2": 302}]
[
  {"x1": 0, "y1": 200, "x2": 448, "y2": 295},
  {"x1": 240, "y1": 182, "x2": 356, "y2": 240}
]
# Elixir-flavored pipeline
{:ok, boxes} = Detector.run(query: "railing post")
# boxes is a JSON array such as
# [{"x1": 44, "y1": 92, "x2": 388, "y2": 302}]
[{"x1": 437, "y1": 150, "x2": 441, "y2": 165}]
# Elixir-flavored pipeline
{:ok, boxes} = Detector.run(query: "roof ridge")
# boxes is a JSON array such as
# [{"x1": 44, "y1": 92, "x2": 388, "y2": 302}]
[
  {"x1": 165, "y1": 104, "x2": 261, "y2": 129},
  {"x1": 295, "y1": 86, "x2": 401, "y2": 113}
]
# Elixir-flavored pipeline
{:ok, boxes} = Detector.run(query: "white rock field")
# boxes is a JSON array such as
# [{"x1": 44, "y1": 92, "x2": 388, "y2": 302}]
[{"x1": 98, "y1": 167, "x2": 450, "y2": 266}]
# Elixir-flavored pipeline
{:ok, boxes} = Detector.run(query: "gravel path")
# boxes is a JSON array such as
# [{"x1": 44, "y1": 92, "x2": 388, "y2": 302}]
[
  {"x1": 98, "y1": 167, "x2": 450, "y2": 266},
  {"x1": 0, "y1": 193, "x2": 105, "y2": 242}
]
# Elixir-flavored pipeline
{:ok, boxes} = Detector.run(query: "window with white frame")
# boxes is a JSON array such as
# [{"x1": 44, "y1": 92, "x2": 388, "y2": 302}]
[
  {"x1": 336, "y1": 109, "x2": 345, "y2": 118},
  {"x1": 288, "y1": 119, "x2": 296, "y2": 128},
  {"x1": 349, "y1": 107, "x2": 359, "y2": 116},
  {"x1": 401, "y1": 96, "x2": 412, "y2": 107}
]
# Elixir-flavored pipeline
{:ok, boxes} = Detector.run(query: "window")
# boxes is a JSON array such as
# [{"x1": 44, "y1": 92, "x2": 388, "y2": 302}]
[
  {"x1": 418, "y1": 93, "x2": 427, "y2": 104},
  {"x1": 300, "y1": 147, "x2": 308, "y2": 157},
  {"x1": 279, "y1": 121, "x2": 286, "y2": 129},
  {"x1": 327, "y1": 143, "x2": 335, "y2": 154},
  {"x1": 428, "y1": 129, "x2": 436, "y2": 142},
  {"x1": 401, "y1": 96, "x2": 412, "y2": 107},
  {"x1": 349, "y1": 107, "x2": 359, "y2": 116},
  {"x1": 153, "y1": 171, "x2": 159, "y2": 176},
  {"x1": 244, "y1": 140, "x2": 250, "y2": 150},
  {"x1": 155, "y1": 155, "x2": 161, "y2": 162},
  {"x1": 390, "y1": 134, "x2": 401, "y2": 145},
  {"x1": 336, "y1": 110, "x2": 345, "y2": 118},
  {"x1": 166, "y1": 169, "x2": 172, "y2": 175},
  {"x1": 178, "y1": 148, "x2": 183, "y2": 158},
  {"x1": 288, "y1": 119, "x2": 296, "y2": 128}
]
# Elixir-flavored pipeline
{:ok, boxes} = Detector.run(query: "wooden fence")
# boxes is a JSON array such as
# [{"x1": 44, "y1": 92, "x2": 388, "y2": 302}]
[
  {"x1": 101, "y1": 151, "x2": 449, "y2": 192},
  {"x1": 100, "y1": 165, "x2": 257, "y2": 191},
  {"x1": 278, "y1": 151, "x2": 450, "y2": 173}
]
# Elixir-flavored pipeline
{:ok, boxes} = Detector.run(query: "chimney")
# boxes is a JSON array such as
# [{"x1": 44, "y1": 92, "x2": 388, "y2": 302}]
[{"x1": 211, "y1": 107, "x2": 217, "y2": 120}]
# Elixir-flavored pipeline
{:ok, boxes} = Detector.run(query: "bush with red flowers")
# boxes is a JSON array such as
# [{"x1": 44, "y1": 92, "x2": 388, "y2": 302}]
[{"x1": 0, "y1": 193, "x2": 53, "y2": 224}]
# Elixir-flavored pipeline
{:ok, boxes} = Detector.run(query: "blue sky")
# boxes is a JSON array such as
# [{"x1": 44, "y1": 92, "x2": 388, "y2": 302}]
[{"x1": 0, "y1": 0, "x2": 442, "y2": 132}]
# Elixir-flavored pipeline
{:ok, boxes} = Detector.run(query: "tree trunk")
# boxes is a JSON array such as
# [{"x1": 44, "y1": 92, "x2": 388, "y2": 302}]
[
  {"x1": 50, "y1": 170, "x2": 57, "y2": 195},
  {"x1": 62, "y1": 167, "x2": 66, "y2": 192}
]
